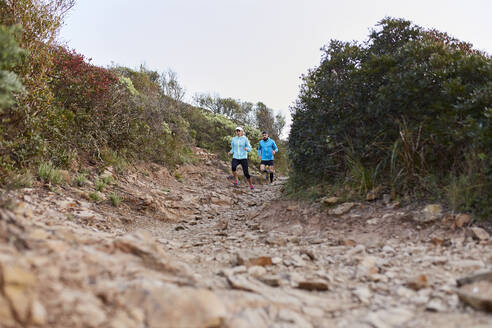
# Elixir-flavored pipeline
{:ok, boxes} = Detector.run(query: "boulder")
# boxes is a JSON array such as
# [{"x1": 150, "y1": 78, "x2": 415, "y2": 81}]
[
  {"x1": 329, "y1": 202, "x2": 356, "y2": 216},
  {"x1": 414, "y1": 204, "x2": 442, "y2": 223},
  {"x1": 455, "y1": 214, "x2": 472, "y2": 228}
]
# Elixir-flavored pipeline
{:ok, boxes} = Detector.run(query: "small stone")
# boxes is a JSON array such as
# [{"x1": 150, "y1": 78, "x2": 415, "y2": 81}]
[
  {"x1": 236, "y1": 252, "x2": 273, "y2": 267},
  {"x1": 0, "y1": 295, "x2": 16, "y2": 326},
  {"x1": 382, "y1": 194, "x2": 391, "y2": 204},
  {"x1": 287, "y1": 205, "x2": 299, "y2": 211},
  {"x1": 353, "y1": 286, "x2": 372, "y2": 304},
  {"x1": 297, "y1": 280, "x2": 329, "y2": 291},
  {"x1": 2, "y1": 265, "x2": 36, "y2": 287},
  {"x1": 329, "y1": 202, "x2": 356, "y2": 215},
  {"x1": 451, "y1": 260, "x2": 484, "y2": 269},
  {"x1": 215, "y1": 218, "x2": 228, "y2": 231},
  {"x1": 4, "y1": 286, "x2": 32, "y2": 323},
  {"x1": 247, "y1": 266, "x2": 266, "y2": 277},
  {"x1": 300, "y1": 249, "x2": 316, "y2": 261},
  {"x1": 321, "y1": 196, "x2": 340, "y2": 205},
  {"x1": 469, "y1": 227, "x2": 490, "y2": 241},
  {"x1": 31, "y1": 299, "x2": 47, "y2": 325},
  {"x1": 347, "y1": 244, "x2": 366, "y2": 258},
  {"x1": 455, "y1": 214, "x2": 472, "y2": 228},
  {"x1": 415, "y1": 204, "x2": 442, "y2": 223},
  {"x1": 259, "y1": 275, "x2": 282, "y2": 287},
  {"x1": 366, "y1": 187, "x2": 381, "y2": 201},
  {"x1": 265, "y1": 234, "x2": 287, "y2": 246},
  {"x1": 407, "y1": 274, "x2": 428, "y2": 291},
  {"x1": 426, "y1": 298, "x2": 447, "y2": 312},
  {"x1": 365, "y1": 308, "x2": 414, "y2": 328},
  {"x1": 341, "y1": 239, "x2": 357, "y2": 247},
  {"x1": 272, "y1": 257, "x2": 282, "y2": 265},
  {"x1": 357, "y1": 256, "x2": 379, "y2": 277},
  {"x1": 382, "y1": 245, "x2": 395, "y2": 253}
]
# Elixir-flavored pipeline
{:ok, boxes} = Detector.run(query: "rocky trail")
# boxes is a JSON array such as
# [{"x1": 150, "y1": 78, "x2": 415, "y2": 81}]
[{"x1": 0, "y1": 148, "x2": 491, "y2": 328}]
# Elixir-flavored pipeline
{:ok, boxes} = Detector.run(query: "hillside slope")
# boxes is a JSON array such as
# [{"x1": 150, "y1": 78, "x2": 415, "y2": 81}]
[{"x1": 0, "y1": 148, "x2": 491, "y2": 327}]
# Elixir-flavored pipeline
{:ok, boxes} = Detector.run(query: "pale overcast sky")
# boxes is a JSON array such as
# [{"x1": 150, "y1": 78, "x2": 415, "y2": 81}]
[{"x1": 60, "y1": 0, "x2": 491, "y2": 132}]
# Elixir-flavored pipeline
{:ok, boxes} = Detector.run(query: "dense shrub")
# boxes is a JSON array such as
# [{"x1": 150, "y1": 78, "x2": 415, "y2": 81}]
[
  {"x1": 289, "y1": 18, "x2": 491, "y2": 218},
  {"x1": 0, "y1": 0, "x2": 75, "y2": 171},
  {"x1": 0, "y1": 25, "x2": 25, "y2": 110}
]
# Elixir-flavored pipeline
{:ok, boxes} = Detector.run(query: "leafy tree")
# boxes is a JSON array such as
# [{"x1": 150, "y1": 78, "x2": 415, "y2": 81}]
[
  {"x1": 289, "y1": 17, "x2": 491, "y2": 218},
  {"x1": 0, "y1": 0, "x2": 75, "y2": 168},
  {"x1": 0, "y1": 25, "x2": 25, "y2": 110}
]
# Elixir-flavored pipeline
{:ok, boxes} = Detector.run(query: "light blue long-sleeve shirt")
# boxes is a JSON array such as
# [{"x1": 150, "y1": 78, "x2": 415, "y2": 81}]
[
  {"x1": 258, "y1": 138, "x2": 278, "y2": 161},
  {"x1": 230, "y1": 136, "x2": 251, "y2": 159}
]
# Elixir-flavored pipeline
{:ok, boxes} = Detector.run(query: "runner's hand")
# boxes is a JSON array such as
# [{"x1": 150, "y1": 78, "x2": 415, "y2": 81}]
[
  {"x1": 228, "y1": 151, "x2": 232, "y2": 156},
  {"x1": 244, "y1": 147, "x2": 248, "y2": 151},
  {"x1": 272, "y1": 150, "x2": 276, "y2": 155}
]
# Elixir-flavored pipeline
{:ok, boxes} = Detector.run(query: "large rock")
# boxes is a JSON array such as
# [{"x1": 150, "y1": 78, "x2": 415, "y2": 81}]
[
  {"x1": 0, "y1": 295, "x2": 16, "y2": 327},
  {"x1": 113, "y1": 230, "x2": 194, "y2": 283},
  {"x1": 364, "y1": 308, "x2": 414, "y2": 328},
  {"x1": 121, "y1": 283, "x2": 227, "y2": 328},
  {"x1": 328, "y1": 202, "x2": 356, "y2": 216},
  {"x1": 468, "y1": 227, "x2": 490, "y2": 241},
  {"x1": 414, "y1": 204, "x2": 442, "y2": 223},
  {"x1": 296, "y1": 280, "x2": 329, "y2": 291},
  {"x1": 321, "y1": 196, "x2": 340, "y2": 205},
  {"x1": 0, "y1": 264, "x2": 37, "y2": 324},
  {"x1": 455, "y1": 214, "x2": 472, "y2": 228},
  {"x1": 236, "y1": 251, "x2": 273, "y2": 267}
]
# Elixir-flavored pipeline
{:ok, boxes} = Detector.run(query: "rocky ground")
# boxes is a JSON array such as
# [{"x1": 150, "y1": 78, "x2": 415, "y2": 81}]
[{"x1": 0, "y1": 148, "x2": 491, "y2": 328}]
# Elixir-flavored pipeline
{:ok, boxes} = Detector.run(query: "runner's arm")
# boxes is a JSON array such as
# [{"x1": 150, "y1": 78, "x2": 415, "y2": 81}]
[
  {"x1": 272, "y1": 141, "x2": 279, "y2": 153},
  {"x1": 245, "y1": 138, "x2": 252, "y2": 152}
]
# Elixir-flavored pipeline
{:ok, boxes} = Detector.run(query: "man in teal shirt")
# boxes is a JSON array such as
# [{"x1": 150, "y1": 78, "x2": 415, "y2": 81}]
[
  {"x1": 228, "y1": 127, "x2": 254, "y2": 190},
  {"x1": 258, "y1": 131, "x2": 279, "y2": 183}
]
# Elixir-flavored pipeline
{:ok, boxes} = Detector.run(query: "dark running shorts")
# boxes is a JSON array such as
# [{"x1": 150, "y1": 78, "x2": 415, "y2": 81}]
[
  {"x1": 231, "y1": 158, "x2": 250, "y2": 179},
  {"x1": 260, "y1": 160, "x2": 274, "y2": 166}
]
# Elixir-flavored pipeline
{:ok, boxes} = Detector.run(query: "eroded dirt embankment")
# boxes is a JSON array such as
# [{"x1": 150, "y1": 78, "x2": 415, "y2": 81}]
[{"x1": 0, "y1": 148, "x2": 491, "y2": 328}]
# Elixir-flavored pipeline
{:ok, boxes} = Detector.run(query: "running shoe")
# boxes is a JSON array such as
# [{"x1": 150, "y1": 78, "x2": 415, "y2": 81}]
[
  {"x1": 250, "y1": 185, "x2": 254, "y2": 190},
  {"x1": 233, "y1": 180, "x2": 238, "y2": 187}
]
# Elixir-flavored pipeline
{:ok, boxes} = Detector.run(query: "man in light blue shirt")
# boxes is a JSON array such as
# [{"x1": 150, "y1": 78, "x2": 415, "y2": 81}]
[
  {"x1": 258, "y1": 131, "x2": 278, "y2": 183},
  {"x1": 228, "y1": 126, "x2": 254, "y2": 190}
]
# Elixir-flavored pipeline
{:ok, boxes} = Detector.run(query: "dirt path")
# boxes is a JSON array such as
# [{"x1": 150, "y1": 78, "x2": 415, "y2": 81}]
[{"x1": 0, "y1": 148, "x2": 491, "y2": 327}]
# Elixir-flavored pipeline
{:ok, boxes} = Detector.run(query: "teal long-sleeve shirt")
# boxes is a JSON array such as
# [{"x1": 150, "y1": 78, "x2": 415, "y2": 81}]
[
  {"x1": 230, "y1": 136, "x2": 251, "y2": 159},
  {"x1": 258, "y1": 138, "x2": 278, "y2": 160}
]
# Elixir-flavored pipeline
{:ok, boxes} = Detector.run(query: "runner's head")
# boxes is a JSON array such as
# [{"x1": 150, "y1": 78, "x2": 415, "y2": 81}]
[
  {"x1": 236, "y1": 126, "x2": 244, "y2": 136},
  {"x1": 262, "y1": 131, "x2": 268, "y2": 140}
]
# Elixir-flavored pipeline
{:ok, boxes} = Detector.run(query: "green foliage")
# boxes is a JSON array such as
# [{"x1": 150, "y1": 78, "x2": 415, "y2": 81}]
[
  {"x1": 0, "y1": 24, "x2": 25, "y2": 110},
  {"x1": 37, "y1": 161, "x2": 63, "y2": 185},
  {"x1": 95, "y1": 179, "x2": 106, "y2": 192},
  {"x1": 109, "y1": 192, "x2": 122, "y2": 207},
  {"x1": 4, "y1": 171, "x2": 33, "y2": 189},
  {"x1": 89, "y1": 191, "x2": 101, "y2": 202},
  {"x1": 100, "y1": 174, "x2": 114, "y2": 185},
  {"x1": 1, "y1": 1, "x2": 289, "y2": 186},
  {"x1": 74, "y1": 173, "x2": 87, "y2": 187},
  {"x1": 289, "y1": 17, "x2": 492, "y2": 219},
  {"x1": 0, "y1": 0, "x2": 75, "y2": 168}
]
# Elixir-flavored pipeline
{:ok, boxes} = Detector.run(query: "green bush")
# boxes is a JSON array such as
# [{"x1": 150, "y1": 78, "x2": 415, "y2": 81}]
[
  {"x1": 95, "y1": 179, "x2": 106, "y2": 192},
  {"x1": 0, "y1": 24, "x2": 25, "y2": 110},
  {"x1": 74, "y1": 173, "x2": 87, "y2": 187},
  {"x1": 37, "y1": 162, "x2": 63, "y2": 185},
  {"x1": 0, "y1": 0, "x2": 75, "y2": 169},
  {"x1": 89, "y1": 191, "x2": 101, "y2": 202},
  {"x1": 109, "y1": 192, "x2": 122, "y2": 207},
  {"x1": 4, "y1": 171, "x2": 33, "y2": 189},
  {"x1": 289, "y1": 17, "x2": 491, "y2": 219}
]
